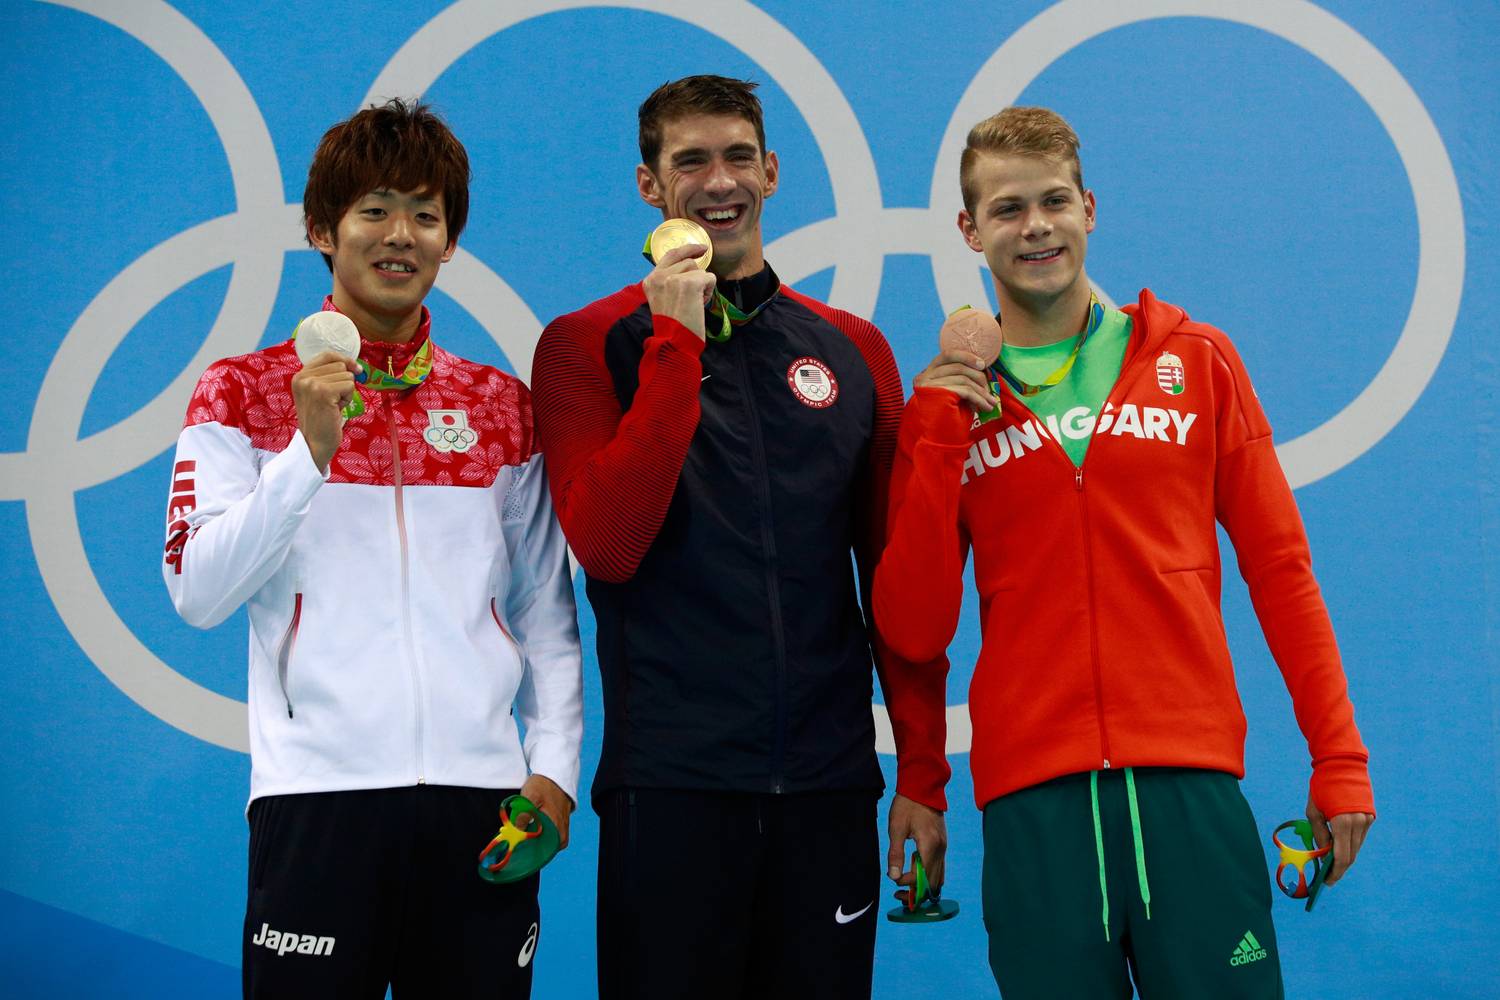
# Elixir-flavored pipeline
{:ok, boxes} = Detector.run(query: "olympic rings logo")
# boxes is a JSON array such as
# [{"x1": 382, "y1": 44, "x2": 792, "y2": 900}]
[
  {"x1": 9, "y1": 0, "x2": 1463, "y2": 755},
  {"x1": 424, "y1": 410, "x2": 479, "y2": 453}
]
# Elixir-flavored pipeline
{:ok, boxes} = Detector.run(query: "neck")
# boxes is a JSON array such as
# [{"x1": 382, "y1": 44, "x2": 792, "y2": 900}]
[
  {"x1": 995, "y1": 275, "x2": 1093, "y2": 348},
  {"x1": 330, "y1": 288, "x2": 422, "y2": 344},
  {"x1": 711, "y1": 230, "x2": 766, "y2": 281}
]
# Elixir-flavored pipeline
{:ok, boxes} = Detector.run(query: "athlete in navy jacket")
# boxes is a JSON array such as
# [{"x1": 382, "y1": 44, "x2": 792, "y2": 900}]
[{"x1": 532, "y1": 75, "x2": 948, "y2": 999}]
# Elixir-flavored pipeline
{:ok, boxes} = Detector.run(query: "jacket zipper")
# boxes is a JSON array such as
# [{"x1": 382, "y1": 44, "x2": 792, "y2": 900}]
[
  {"x1": 998, "y1": 323, "x2": 1158, "y2": 770},
  {"x1": 732, "y1": 336, "x2": 789, "y2": 793},
  {"x1": 275, "y1": 592, "x2": 302, "y2": 718},
  {"x1": 387, "y1": 399, "x2": 426, "y2": 784},
  {"x1": 1074, "y1": 468, "x2": 1111, "y2": 768}
]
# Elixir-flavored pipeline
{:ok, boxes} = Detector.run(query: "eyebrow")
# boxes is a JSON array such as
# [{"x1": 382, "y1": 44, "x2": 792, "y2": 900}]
[
  {"x1": 987, "y1": 186, "x2": 1074, "y2": 206},
  {"x1": 670, "y1": 142, "x2": 760, "y2": 164},
  {"x1": 364, "y1": 189, "x2": 441, "y2": 208}
]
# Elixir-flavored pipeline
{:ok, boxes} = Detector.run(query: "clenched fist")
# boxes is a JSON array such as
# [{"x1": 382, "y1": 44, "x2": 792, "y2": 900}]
[
  {"x1": 642, "y1": 243, "x2": 718, "y2": 340},
  {"x1": 292, "y1": 351, "x2": 360, "y2": 473}
]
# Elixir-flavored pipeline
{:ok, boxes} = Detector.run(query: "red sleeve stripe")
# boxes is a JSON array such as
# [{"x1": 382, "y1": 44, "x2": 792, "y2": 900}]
[{"x1": 531, "y1": 286, "x2": 706, "y2": 583}]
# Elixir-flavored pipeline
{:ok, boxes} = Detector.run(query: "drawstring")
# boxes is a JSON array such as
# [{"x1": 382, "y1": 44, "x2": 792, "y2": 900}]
[
  {"x1": 1090, "y1": 772, "x2": 1110, "y2": 941},
  {"x1": 1090, "y1": 768, "x2": 1155, "y2": 943},
  {"x1": 1125, "y1": 767, "x2": 1153, "y2": 920}
]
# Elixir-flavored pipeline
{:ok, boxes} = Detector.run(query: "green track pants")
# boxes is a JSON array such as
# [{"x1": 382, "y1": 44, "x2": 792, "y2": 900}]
[{"x1": 981, "y1": 767, "x2": 1284, "y2": 999}]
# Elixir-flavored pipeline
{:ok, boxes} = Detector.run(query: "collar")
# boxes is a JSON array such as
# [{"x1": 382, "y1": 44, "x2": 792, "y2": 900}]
[
  {"x1": 715, "y1": 262, "x2": 780, "y2": 315},
  {"x1": 321, "y1": 295, "x2": 433, "y2": 379}
]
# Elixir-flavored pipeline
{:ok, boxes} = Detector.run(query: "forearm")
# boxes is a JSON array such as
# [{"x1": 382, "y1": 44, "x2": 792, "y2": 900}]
[
  {"x1": 504, "y1": 454, "x2": 584, "y2": 804},
  {"x1": 532, "y1": 314, "x2": 704, "y2": 583},
  {"x1": 163, "y1": 428, "x2": 324, "y2": 628},
  {"x1": 1220, "y1": 437, "x2": 1373, "y2": 815},
  {"x1": 872, "y1": 389, "x2": 972, "y2": 663}
]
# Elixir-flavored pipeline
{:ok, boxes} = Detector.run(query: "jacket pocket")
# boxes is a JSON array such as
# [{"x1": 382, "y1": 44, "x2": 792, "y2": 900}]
[
  {"x1": 490, "y1": 597, "x2": 515, "y2": 645},
  {"x1": 275, "y1": 593, "x2": 302, "y2": 719}
]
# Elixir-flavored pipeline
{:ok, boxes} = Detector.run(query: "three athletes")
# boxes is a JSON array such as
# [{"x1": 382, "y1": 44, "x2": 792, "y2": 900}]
[{"x1": 162, "y1": 84, "x2": 1373, "y2": 1000}]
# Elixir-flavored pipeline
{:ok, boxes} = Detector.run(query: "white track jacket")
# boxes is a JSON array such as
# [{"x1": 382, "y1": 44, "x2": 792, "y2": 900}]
[{"x1": 162, "y1": 309, "x2": 582, "y2": 806}]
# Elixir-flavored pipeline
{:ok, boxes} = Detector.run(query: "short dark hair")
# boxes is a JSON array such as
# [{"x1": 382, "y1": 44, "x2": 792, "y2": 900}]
[
  {"x1": 303, "y1": 98, "x2": 471, "y2": 270},
  {"x1": 638, "y1": 75, "x2": 766, "y2": 169}
]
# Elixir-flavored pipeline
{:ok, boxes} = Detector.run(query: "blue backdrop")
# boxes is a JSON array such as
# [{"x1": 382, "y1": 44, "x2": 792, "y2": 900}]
[{"x1": 3, "y1": 1, "x2": 1497, "y2": 996}]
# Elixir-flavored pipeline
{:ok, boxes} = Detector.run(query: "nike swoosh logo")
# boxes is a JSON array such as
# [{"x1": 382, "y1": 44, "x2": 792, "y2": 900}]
[
  {"x1": 701, "y1": 375, "x2": 712, "y2": 382},
  {"x1": 835, "y1": 901, "x2": 873, "y2": 924}
]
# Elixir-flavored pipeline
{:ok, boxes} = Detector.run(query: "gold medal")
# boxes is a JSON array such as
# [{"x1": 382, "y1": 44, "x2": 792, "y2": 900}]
[{"x1": 646, "y1": 218, "x2": 712, "y2": 270}]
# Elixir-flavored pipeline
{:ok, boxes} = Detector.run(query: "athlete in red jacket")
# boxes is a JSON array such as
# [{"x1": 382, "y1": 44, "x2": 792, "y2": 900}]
[{"x1": 873, "y1": 107, "x2": 1374, "y2": 998}]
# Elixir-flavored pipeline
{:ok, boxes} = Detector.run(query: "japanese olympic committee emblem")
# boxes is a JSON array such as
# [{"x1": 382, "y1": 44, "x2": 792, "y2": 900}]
[
  {"x1": 787, "y1": 357, "x2": 839, "y2": 409},
  {"x1": 424, "y1": 409, "x2": 478, "y2": 453},
  {"x1": 1156, "y1": 352, "x2": 1186, "y2": 396}
]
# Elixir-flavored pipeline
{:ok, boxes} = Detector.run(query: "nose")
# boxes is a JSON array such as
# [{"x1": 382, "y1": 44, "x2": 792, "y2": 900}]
[
  {"x1": 703, "y1": 156, "x2": 737, "y2": 198},
  {"x1": 383, "y1": 212, "x2": 415, "y2": 248},
  {"x1": 1021, "y1": 206, "x2": 1052, "y2": 240}
]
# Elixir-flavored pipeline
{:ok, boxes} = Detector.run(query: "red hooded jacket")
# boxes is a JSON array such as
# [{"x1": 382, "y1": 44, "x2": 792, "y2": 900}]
[{"x1": 873, "y1": 290, "x2": 1373, "y2": 816}]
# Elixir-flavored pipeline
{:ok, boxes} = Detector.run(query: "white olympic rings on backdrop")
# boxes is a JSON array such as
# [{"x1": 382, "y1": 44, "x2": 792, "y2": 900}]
[{"x1": 10, "y1": 0, "x2": 1464, "y2": 755}]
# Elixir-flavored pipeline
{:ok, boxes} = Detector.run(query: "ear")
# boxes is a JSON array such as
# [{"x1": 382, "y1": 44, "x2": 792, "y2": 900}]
[
  {"x1": 440, "y1": 238, "x2": 457, "y2": 264},
  {"x1": 957, "y1": 210, "x2": 984, "y2": 253},
  {"x1": 1083, "y1": 189, "x2": 1097, "y2": 234},
  {"x1": 307, "y1": 218, "x2": 336, "y2": 256},
  {"x1": 761, "y1": 149, "x2": 779, "y2": 199},
  {"x1": 636, "y1": 163, "x2": 666, "y2": 209}
]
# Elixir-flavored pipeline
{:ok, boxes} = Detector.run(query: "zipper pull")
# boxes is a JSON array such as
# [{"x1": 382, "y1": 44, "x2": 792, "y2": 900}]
[{"x1": 1075, "y1": 468, "x2": 1084, "y2": 491}]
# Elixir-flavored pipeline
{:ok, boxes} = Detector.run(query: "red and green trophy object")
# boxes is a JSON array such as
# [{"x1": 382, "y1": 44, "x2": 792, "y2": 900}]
[
  {"x1": 1272, "y1": 819, "x2": 1333, "y2": 912},
  {"x1": 887, "y1": 852, "x2": 960, "y2": 923},
  {"x1": 476, "y1": 794, "x2": 561, "y2": 884}
]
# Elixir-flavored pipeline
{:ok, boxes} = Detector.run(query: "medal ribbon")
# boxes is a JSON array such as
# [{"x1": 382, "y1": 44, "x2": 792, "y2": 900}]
[
  {"x1": 359, "y1": 337, "x2": 433, "y2": 391},
  {"x1": 704, "y1": 289, "x2": 772, "y2": 342},
  {"x1": 640, "y1": 238, "x2": 774, "y2": 342},
  {"x1": 990, "y1": 294, "x2": 1104, "y2": 398},
  {"x1": 292, "y1": 324, "x2": 434, "y2": 420}
]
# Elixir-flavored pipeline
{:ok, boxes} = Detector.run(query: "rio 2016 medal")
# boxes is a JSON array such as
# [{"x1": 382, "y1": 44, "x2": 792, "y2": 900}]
[
  {"x1": 293, "y1": 310, "x2": 360, "y2": 365},
  {"x1": 939, "y1": 306, "x2": 1002, "y2": 367},
  {"x1": 647, "y1": 218, "x2": 712, "y2": 270}
]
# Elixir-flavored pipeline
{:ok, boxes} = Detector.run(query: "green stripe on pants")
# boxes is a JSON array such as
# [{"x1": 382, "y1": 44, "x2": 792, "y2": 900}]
[{"x1": 981, "y1": 768, "x2": 1284, "y2": 999}]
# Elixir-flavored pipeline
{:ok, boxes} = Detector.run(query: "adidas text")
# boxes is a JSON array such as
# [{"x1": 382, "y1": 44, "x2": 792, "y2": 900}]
[{"x1": 1229, "y1": 930, "x2": 1268, "y2": 967}]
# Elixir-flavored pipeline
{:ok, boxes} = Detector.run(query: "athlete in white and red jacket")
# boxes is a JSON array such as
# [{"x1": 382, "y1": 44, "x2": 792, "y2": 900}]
[{"x1": 161, "y1": 100, "x2": 580, "y2": 1000}]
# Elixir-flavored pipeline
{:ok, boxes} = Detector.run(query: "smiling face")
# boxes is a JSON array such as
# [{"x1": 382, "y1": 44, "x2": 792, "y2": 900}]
[
  {"x1": 958, "y1": 151, "x2": 1096, "y2": 317},
  {"x1": 307, "y1": 188, "x2": 455, "y2": 342},
  {"x1": 636, "y1": 113, "x2": 779, "y2": 280}
]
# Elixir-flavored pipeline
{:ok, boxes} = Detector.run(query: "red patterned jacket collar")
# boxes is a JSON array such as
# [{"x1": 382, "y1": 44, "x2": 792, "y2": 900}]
[{"x1": 320, "y1": 296, "x2": 434, "y2": 377}]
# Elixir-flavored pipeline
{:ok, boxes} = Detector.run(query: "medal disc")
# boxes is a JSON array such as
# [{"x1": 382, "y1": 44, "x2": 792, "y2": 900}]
[
  {"x1": 294, "y1": 310, "x2": 360, "y2": 364},
  {"x1": 648, "y1": 218, "x2": 712, "y2": 270},
  {"x1": 939, "y1": 307, "x2": 1002, "y2": 367}
]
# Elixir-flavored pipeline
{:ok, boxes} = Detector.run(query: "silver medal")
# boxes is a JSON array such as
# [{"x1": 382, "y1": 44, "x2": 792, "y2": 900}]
[{"x1": 293, "y1": 311, "x2": 360, "y2": 364}]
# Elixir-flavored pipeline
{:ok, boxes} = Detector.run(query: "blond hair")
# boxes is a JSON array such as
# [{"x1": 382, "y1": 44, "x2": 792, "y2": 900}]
[{"x1": 959, "y1": 106, "x2": 1083, "y2": 214}]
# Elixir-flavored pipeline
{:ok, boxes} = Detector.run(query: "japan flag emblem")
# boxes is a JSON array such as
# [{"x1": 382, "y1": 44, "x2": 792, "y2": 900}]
[{"x1": 424, "y1": 409, "x2": 478, "y2": 453}]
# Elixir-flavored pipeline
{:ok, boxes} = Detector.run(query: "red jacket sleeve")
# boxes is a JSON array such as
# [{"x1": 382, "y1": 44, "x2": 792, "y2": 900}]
[
  {"x1": 531, "y1": 289, "x2": 706, "y2": 583},
  {"x1": 804, "y1": 300, "x2": 952, "y2": 811},
  {"x1": 873, "y1": 389, "x2": 973, "y2": 666},
  {"x1": 1209, "y1": 336, "x2": 1374, "y2": 818}
]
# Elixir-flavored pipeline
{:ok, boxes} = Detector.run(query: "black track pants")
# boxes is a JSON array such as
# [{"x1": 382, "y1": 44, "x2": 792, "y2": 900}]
[
  {"x1": 243, "y1": 785, "x2": 541, "y2": 999},
  {"x1": 596, "y1": 788, "x2": 880, "y2": 1000}
]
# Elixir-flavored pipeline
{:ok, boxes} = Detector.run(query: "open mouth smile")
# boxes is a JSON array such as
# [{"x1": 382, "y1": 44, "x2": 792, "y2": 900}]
[
  {"x1": 1018, "y1": 248, "x2": 1063, "y2": 263},
  {"x1": 696, "y1": 205, "x2": 744, "y2": 230}
]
